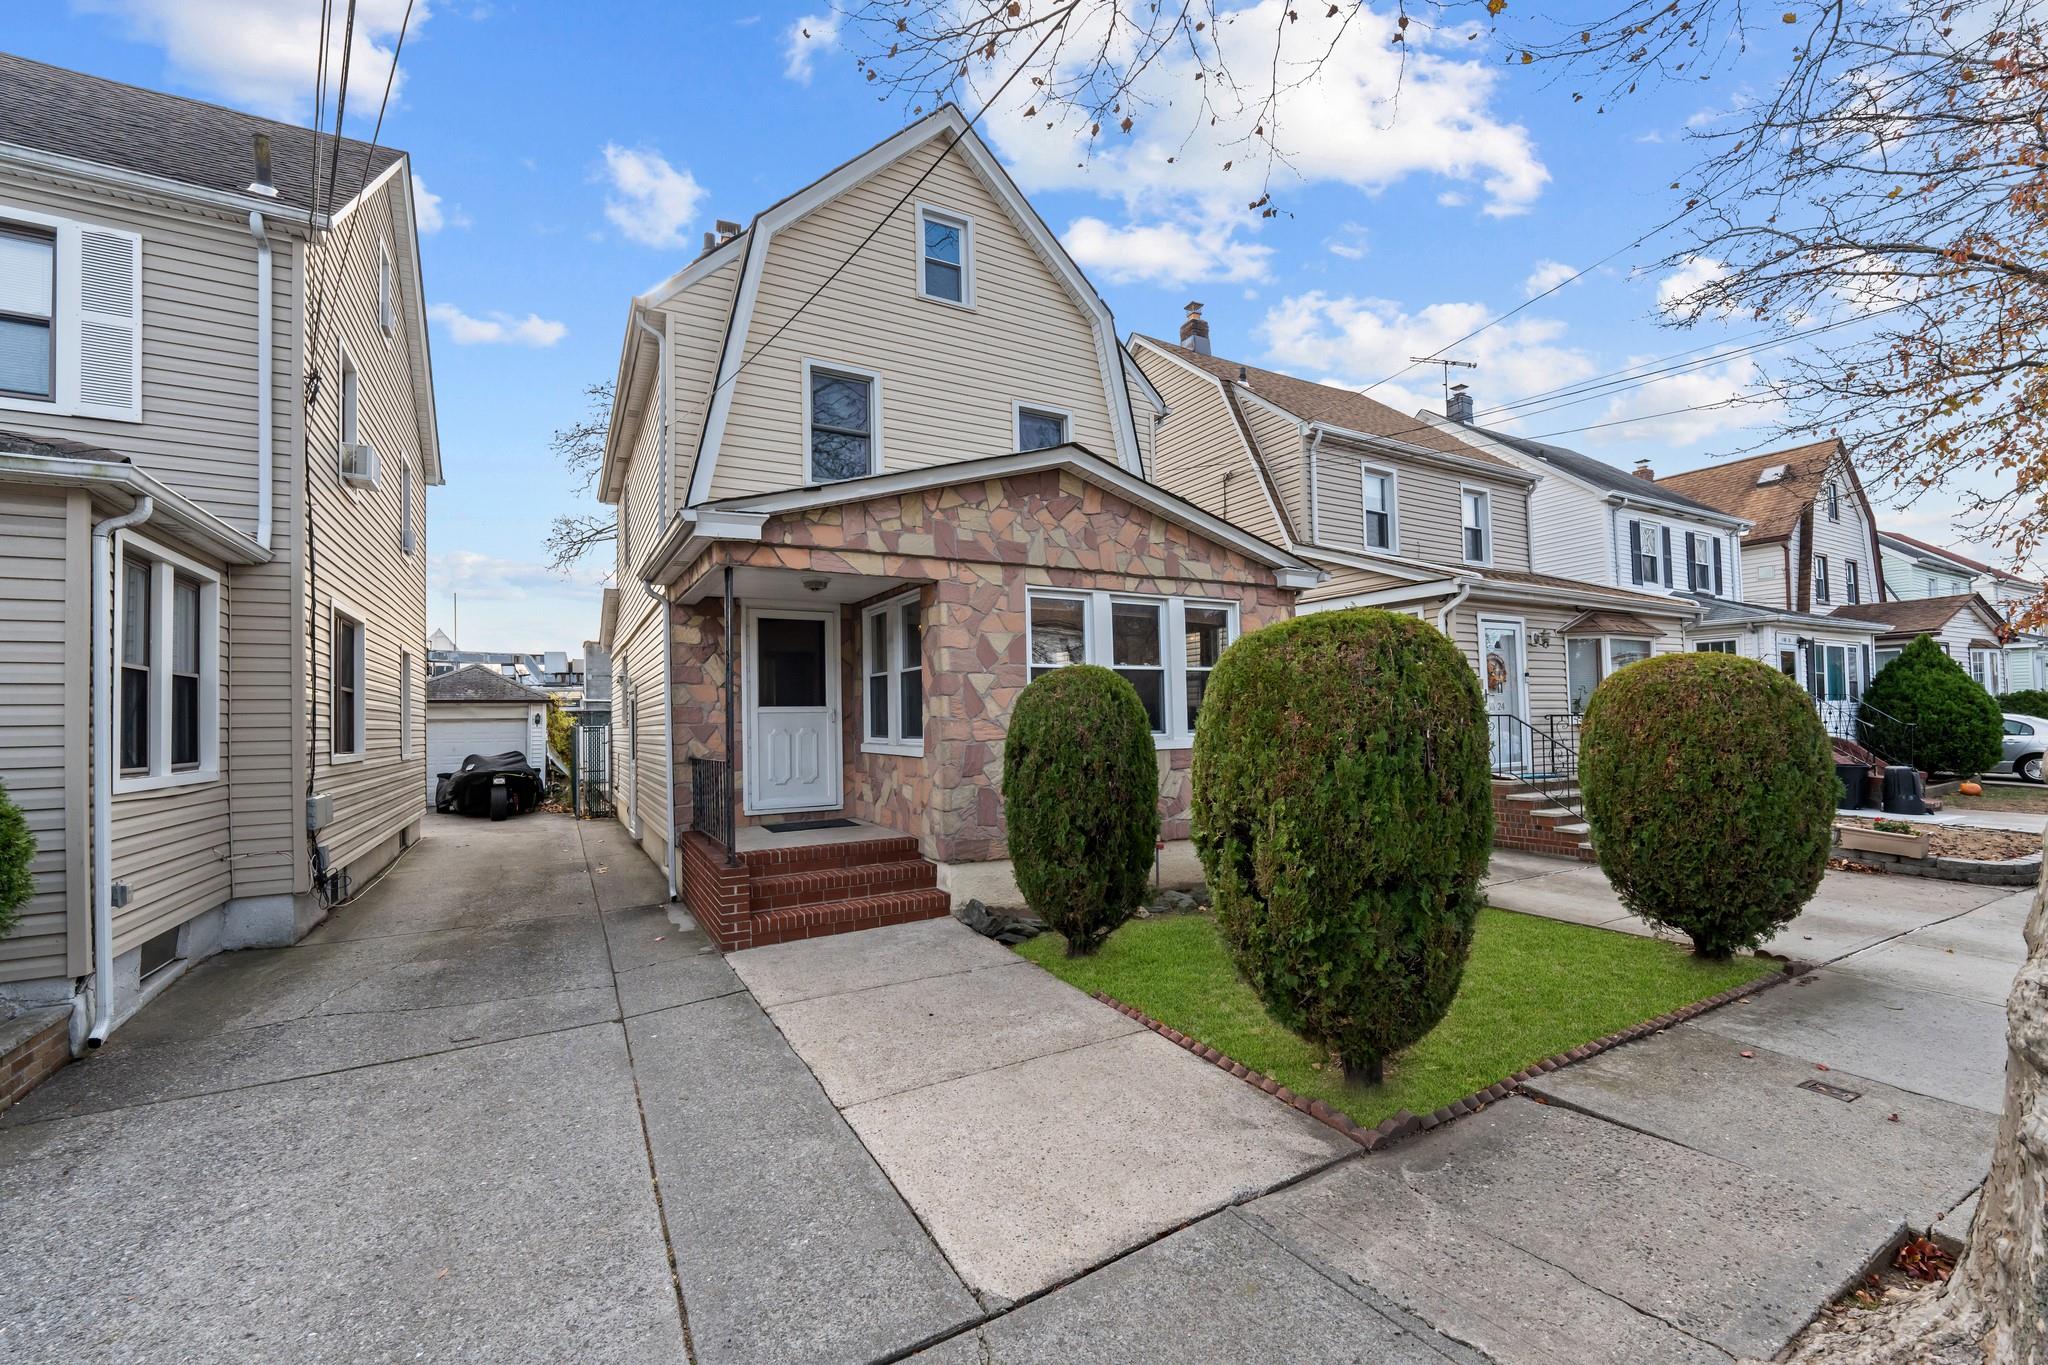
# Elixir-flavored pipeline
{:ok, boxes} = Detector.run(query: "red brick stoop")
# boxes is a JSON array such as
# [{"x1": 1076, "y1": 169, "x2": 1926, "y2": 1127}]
[{"x1": 679, "y1": 831, "x2": 949, "y2": 952}]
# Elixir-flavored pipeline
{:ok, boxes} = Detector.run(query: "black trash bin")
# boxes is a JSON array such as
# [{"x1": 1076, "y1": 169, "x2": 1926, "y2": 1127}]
[
  {"x1": 1881, "y1": 764, "x2": 1929, "y2": 816},
  {"x1": 1834, "y1": 761, "x2": 1871, "y2": 809}
]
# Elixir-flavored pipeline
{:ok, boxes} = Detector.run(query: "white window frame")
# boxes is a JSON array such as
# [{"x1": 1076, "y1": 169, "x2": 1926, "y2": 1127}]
[
  {"x1": 1012, "y1": 399, "x2": 1072, "y2": 452},
  {"x1": 1845, "y1": 559, "x2": 1859, "y2": 604},
  {"x1": 861, "y1": 589, "x2": 925, "y2": 757},
  {"x1": 1693, "y1": 638, "x2": 1738, "y2": 654},
  {"x1": 1460, "y1": 485, "x2": 1492, "y2": 567},
  {"x1": 1629, "y1": 518, "x2": 1661, "y2": 586},
  {"x1": 1604, "y1": 636, "x2": 1654, "y2": 672},
  {"x1": 1813, "y1": 554, "x2": 1830, "y2": 604},
  {"x1": 801, "y1": 358, "x2": 883, "y2": 484},
  {"x1": 336, "y1": 337, "x2": 368, "y2": 495},
  {"x1": 378, "y1": 240, "x2": 397, "y2": 339},
  {"x1": 400, "y1": 460, "x2": 416, "y2": 555},
  {"x1": 1360, "y1": 462, "x2": 1399, "y2": 553},
  {"x1": 330, "y1": 597, "x2": 369, "y2": 762},
  {"x1": 913, "y1": 203, "x2": 974, "y2": 308},
  {"x1": 400, "y1": 649, "x2": 416, "y2": 760},
  {"x1": 1825, "y1": 480, "x2": 1841, "y2": 522},
  {"x1": 1024, "y1": 588, "x2": 1238, "y2": 749},
  {"x1": 1687, "y1": 533, "x2": 1713, "y2": 593},
  {"x1": 1875, "y1": 647, "x2": 1902, "y2": 673},
  {"x1": 0, "y1": 220, "x2": 56, "y2": 404},
  {"x1": 0, "y1": 205, "x2": 142, "y2": 422},
  {"x1": 112, "y1": 533, "x2": 222, "y2": 792}
]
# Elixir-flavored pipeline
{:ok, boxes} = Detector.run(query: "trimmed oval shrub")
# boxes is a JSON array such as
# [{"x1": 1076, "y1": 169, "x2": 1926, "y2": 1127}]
[
  {"x1": 1191, "y1": 609, "x2": 1492, "y2": 1085},
  {"x1": 0, "y1": 779, "x2": 33, "y2": 942},
  {"x1": 1863, "y1": 634, "x2": 2003, "y2": 777},
  {"x1": 1002, "y1": 664, "x2": 1159, "y2": 956},
  {"x1": 1581, "y1": 652, "x2": 1834, "y2": 958}
]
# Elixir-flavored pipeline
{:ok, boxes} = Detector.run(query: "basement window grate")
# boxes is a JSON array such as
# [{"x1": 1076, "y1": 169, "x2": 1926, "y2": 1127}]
[
  {"x1": 1798, "y1": 1078, "x2": 1861, "y2": 1103},
  {"x1": 137, "y1": 925, "x2": 183, "y2": 982}
]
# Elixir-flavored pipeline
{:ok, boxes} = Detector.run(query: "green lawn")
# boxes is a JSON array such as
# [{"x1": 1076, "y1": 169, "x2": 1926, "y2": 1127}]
[{"x1": 1017, "y1": 908, "x2": 1776, "y2": 1129}]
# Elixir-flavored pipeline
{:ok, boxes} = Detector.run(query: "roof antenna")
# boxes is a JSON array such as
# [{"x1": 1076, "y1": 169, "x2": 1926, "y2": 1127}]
[{"x1": 1410, "y1": 354, "x2": 1477, "y2": 410}]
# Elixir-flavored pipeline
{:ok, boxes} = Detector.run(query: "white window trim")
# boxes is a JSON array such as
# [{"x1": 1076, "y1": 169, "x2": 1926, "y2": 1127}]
[
  {"x1": 399, "y1": 649, "x2": 416, "y2": 760},
  {"x1": 378, "y1": 240, "x2": 397, "y2": 341},
  {"x1": 861, "y1": 589, "x2": 925, "y2": 757},
  {"x1": 112, "y1": 533, "x2": 221, "y2": 793},
  {"x1": 335, "y1": 336, "x2": 370, "y2": 499},
  {"x1": 1813, "y1": 553, "x2": 1831, "y2": 604},
  {"x1": 1360, "y1": 461, "x2": 1400, "y2": 553},
  {"x1": 913, "y1": 202, "x2": 975, "y2": 309},
  {"x1": 1692, "y1": 638, "x2": 1739, "y2": 654},
  {"x1": 1603, "y1": 636, "x2": 1655, "y2": 672},
  {"x1": 1025, "y1": 588, "x2": 1238, "y2": 749},
  {"x1": 330, "y1": 596, "x2": 369, "y2": 762},
  {"x1": 801, "y1": 358, "x2": 884, "y2": 484},
  {"x1": 1459, "y1": 485, "x2": 1492, "y2": 567},
  {"x1": 400, "y1": 460, "x2": 416, "y2": 555},
  {"x1": 1011, "y1": 399, "x2": 1072, "y2": 452},
  {"x1": 0, "y1": 204, "x2": 142, "y2": 422}
]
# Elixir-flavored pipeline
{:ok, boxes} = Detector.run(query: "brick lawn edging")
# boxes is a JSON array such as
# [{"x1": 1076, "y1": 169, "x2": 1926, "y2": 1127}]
[{"x1": 1091, "y1": 963, "x2": 1805, "y2": 1153}]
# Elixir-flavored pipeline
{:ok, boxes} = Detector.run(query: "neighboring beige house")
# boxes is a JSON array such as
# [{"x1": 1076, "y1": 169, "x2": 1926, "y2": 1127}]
[
  {"x1": 597, "y1": 107, "x2": 1317, "y2": 952},
  {"x1": 1129, "y1": 314, "x2": 1699, "y2": 779},
  {"x1": 1880, "y1": 531, "x2": 2044, "y2": 691},
  {"x1": 0, "y1": 56, "x2": 440, "y2": 1047},
  {"x1": 1831, "y1": 593, "x2": 2016, "y2": 688}
]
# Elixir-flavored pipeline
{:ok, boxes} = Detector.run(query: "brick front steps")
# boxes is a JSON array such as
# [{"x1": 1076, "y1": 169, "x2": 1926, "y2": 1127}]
[
  {"x1": 1, "y1": 1007, "x2": 71, "y2": 1114},
  {"x1": 1492, "y1": 781, "x2": 1596, "y2": 863},
  {"x1": 679, "y1": 830, "x2": 950, "y2": 952}
]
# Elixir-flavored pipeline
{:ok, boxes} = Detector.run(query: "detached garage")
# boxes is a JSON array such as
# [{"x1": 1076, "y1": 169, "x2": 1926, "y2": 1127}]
[{"x1": 425, "y1": 664, "x2": 549, "y2": 805}]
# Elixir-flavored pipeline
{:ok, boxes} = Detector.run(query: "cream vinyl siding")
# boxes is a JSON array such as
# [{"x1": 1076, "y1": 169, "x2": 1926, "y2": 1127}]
[
  {"x1": 1808, "y1": 460, "x2": 1875, "y2": 609},
  {"x1": 0, "y1": 487, "x2": 87, "y2": 982},
  {"x1": 1449, "y1": 603, "x2": 1684, "y2": 725},
  {"x1": 612, "y1": 402, "x2": 672, "y2": 871},
  {"x1": 1743, "y1": 539, "x2": 1792, "y2": 610},
  {"x1": 708, "y1": 140, "x2": 1116, "y2": 500},
  {"x1": 669, "y1": 257, "x2": 742, "y2": 510},
  {"x1": 1526, "y1": 474, "x2": 1611, "y2": 585},
  {"x1": 1136, "y1": 351, "x2": 1284, "y2": 546},
  {"x1": 1298, "y1": 563, "x2": 1436, "y2": 606},
  {"x1": 1315, "y1": 440, "x2": 1531, "y2": 572},
  {"x1": 303, "y1": 174, "x2": 428, "y2": 869},
  {"x1": 1235, "y1": 396, "x2": 1305, "y2": 532},
  {"x1": 0, "y1": 174, "x2": 278, "y2": 531}
]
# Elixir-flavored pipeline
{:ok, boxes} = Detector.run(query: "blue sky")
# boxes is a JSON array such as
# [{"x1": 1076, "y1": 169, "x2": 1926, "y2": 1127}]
[{"x1": 11, "y1": 2, "x2": 1995, "y2": 648}]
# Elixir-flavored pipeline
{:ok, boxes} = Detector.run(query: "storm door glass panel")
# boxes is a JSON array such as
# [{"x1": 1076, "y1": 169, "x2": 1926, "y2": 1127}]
[
  {"x1": 120, "y1": 559, "x2": 152, "y2": 771},
  {"x1": 1566, "y1": 638, "x2": 1602, "y2": 715},
  {"x1": 865, "y1": 611, "x2": 889, "y2": 741},
  {"x1": 758, "y1": 617, "x2": 827, "y2": 708},
  {"x1": 1823, "y1": 645, "x2": 1848, "y2": 701},
  {"x1": 0, "y1": 228, "x2": 54, "y2": 398},
  {"x1": 898, "y1": 602, "x2": 923, "y2": 741},
  {"x1": 809, "y1": 370, "x2": 873, "y2": 483},
  {"x1": 1184, "y1": 607, "x2": 1230, "y2": 732},
  {"x1": 171, "y1": 576, "x2": 201, "y2": 768},
  {"x1": 1029, "y1": 597, "x2": 1087, "y2": 680},
  {"x1": 1112, "y1": 601, "x2": 1165, "y2": 734}
]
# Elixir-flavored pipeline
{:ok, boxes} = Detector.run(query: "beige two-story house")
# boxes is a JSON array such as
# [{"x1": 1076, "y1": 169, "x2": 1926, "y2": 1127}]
[
  {"x1": 0, "y1": 56, "x2": 440, "y2": 1049},
  {"x1": 1130, "y1": 315, "x2": 1699, "y2": 779},
  {"x1": 597, "y1": 107, "x2": 1317, "y2": 952}
]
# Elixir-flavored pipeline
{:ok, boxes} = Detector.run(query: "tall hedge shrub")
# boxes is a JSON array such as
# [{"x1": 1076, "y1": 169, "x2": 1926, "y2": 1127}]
[
  {"x1": 1581, "y1": 653, "x2": 1833, "y2": 957},
  {"x1": 1002, "y1": 664, "x2": 1159, "y2": 956},
  {"x1": 1997, "y1": 688, "x2": 2048, "y2": 720},
  {"x1": 0, "y1": 779, "x2": 33, "y2": 941},
  {"x1": 1862, "y1": 634, "x2": 2003, "y2": 776},
  {"x1": 1191, "y1": 610, "x2": 1492, "y2": 1085}
]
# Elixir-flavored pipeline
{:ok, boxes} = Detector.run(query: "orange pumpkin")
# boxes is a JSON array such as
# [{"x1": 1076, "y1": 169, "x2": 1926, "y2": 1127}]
[{"x1": 1959, "y1": 781, "x2": 1983, "y2": 796}]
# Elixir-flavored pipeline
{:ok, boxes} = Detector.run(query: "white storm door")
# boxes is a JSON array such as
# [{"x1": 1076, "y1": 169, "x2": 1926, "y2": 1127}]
[
  {"x1": 1479, "y1": 617, "x2": 1528, "y2": 771},
  {"x1": 745, "y1": 607, "x2": 841, "y2": 813}
]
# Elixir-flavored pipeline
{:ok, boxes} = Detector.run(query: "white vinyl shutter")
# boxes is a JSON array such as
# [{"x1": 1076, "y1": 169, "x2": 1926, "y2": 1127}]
[{"x1": 73, "y1": 224, "x2": 142, "y2": 420}]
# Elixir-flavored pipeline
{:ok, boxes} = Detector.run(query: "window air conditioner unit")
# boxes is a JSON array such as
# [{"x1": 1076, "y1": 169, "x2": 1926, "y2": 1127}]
[{"x1": 340, "y1": 440, "x2": 381, "y2": 489}]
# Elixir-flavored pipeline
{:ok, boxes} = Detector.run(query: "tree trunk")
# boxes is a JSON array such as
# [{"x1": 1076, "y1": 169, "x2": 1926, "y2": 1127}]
[
  {"x1": 1771, "y1": 836, "x2": 2048, "y2": 1364},
  {"x1": 1345, "y1": 1055, "x2": 1383, "y2": 1087}
]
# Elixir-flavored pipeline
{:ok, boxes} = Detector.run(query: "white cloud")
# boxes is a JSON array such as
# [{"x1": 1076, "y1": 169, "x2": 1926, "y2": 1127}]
[
  {"x1": 1523, "y1": 260, "x2": 1578, "y2": 297},
  {"x1": 1436, "y1": 191, "x2": 1469, "y2": 208},
  {"x1": 598, "y1": 145, "x2": 707, "y2": 249},
  {"x1": 429, "y1": 549, "x2": 607, "y2": 650},
  {"x1": 1571, "y1": 355, "x2": 1777, "y2": 449},
  {"x1": 426, "y1": 303, "x2": 566, "y2": 347},
  {"x1": 1325, "y1": 223, "x2": 1370, "y2": 261},
  {"x1": 76, "y1": 0, "x2": 428, "y2": 121},
  {"x1": 1061, "y1": 217, "x2": 1271, "y2": 287},
  {"x1": 783, "y1": 11, "x2": 840, "y2": 85},
  {"x1": 1658, "y1": 255, "x2": 1729, "y2": 314},
  {"x1": 411, "y1": 175, "x2": 468, "y2": 234}
]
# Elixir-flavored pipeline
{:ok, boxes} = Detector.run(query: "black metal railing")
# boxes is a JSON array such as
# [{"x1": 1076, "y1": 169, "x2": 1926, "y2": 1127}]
[
  {"x1": 1852, "y1": 700, "x2": 1919, "y2": 769},
  {"x1": 688, "y1": 756, "x2": 734, "y2": 850},
  {"x1": 1489, "y1": 713, "x2": 1581, "y2": 815}
]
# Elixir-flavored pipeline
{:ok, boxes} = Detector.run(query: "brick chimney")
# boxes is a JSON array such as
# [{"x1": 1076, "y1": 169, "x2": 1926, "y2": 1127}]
[
  {"x1": 1632, "y1": 459, "x2": 1656, "y2": 481},
  {"x1": 1180, "y1": 301, "x2": 1211, "y2": 356},
  {"x1": 1446, "y1": 383, "x2": 1474, "y2": 424}
]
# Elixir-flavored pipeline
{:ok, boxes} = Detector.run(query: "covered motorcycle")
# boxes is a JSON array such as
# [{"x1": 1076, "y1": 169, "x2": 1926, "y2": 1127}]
[{"x1": 434, "y1": 750, "x2": 543, "y2": 820}]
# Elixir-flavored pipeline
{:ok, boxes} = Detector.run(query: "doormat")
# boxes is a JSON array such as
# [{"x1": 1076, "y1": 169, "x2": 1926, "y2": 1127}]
[{"x1": 763, "y1": 818, "x2": 860, "y2": 833}]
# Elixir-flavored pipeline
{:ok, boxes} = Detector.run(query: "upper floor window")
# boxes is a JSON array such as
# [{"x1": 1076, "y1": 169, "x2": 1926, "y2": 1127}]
[
  {"x1": 116, "y1": 537, "x2": 220, "y2": 790},
  {"x1": 378, "y1": 241, "x2": 397, "y2": 338},
  {"x1": 0, "y1": 226, "x2": 55, "y2": 400},
  {"x1": 916, "y1": 205, "x2": 972, "y2": 306},
  {"x1": 1825, "y1": 480, "x2": 1841, "y2": 521},
  {"x1": 1845, "y1": 560, "x2": 1860, "y2": 604},
  {"x1": 1629, "y1": 520, "x2": 1660, "y2": 586},
  {"x1": 1028, "y1": 590, "x2": 1236, "y2": 745},
  {"x1": 806, "y1": 362, "x2": 879, "y2": 483},
  {"x1": 1460, "y1": 488, "x2": 1491, "y2": 565},
  {"x1": 1686, "y1": 532, "x2": 1713, "y2": 593},
  {"x1": 1017, "y1": 404, "x2": 1069, "y2": 452},
  {"x1": 1362, "y1": 466, "x2": 1395, "y2": 551},
  {"x1": 1813, "y1": 554, "x2": 1831, "y2": 603}
]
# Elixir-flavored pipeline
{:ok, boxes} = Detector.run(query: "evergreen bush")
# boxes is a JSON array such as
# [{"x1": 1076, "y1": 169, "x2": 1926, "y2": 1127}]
[
  {"x1": 0, "y1": 780, "x2": 33, "y2": 941},
  {"x1": 1581, "y1": 652, "x2": 1834, "y2": 957},
  {"x1": 1191, "y1": 609, "x2": 1492, "y2": 1084},
  {"x1": 1862, "y1": 635, "x2": 2003, "y2": 776},
  {"x1": 1002, "y1": 664, "x2": 1159, "y2": 956},
  {"x1": 1996, "y1": 688, "x2": 2048, "y2": 720}
]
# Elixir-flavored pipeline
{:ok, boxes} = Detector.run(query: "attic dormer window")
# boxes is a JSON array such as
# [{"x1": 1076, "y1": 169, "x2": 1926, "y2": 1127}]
[
  {"x1": 1825, "y1": 479, "x2": 1840, "y2": 522},
  {"x1": 916, "y1": 205, "x2": 972, "y2": 306}
]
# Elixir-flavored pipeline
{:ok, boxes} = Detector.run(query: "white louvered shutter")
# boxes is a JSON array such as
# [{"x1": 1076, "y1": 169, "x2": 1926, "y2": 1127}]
[{"x1": 74, "y1": 225, "x2": 142, "y2": 420}]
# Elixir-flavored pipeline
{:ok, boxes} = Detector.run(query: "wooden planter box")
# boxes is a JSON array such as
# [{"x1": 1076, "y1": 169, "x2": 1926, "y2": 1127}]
[{"x1": 1837, "y1": 824, "x2": 1931, "y2": 859}]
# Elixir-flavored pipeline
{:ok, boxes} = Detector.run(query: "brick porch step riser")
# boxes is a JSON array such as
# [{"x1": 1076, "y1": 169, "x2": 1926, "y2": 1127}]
[
  {"x1": 750, "y1": 888, "x2": 953, "y2": 946},
  {"x1": 749, "y1": 859, "x2": 937, "y2": 910},
  {"x1": 739, "y1": 836, "x2": 922, "y2": 876}
]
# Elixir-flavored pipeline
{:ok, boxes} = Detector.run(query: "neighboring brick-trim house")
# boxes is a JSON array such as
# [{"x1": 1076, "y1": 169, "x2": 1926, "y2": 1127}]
[{"x1": 595, "y1": 108, "x2": 1314, "y2": 948}]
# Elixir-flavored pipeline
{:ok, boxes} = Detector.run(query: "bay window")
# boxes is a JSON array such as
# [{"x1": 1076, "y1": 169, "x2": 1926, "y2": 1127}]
[
  {"x1": 115, "y1": 537, "x2": 220, "y2": 789},
  {"x1": 862, "y1": 592, "x2": 924, "y2": 754},
  {"x1": 1027, "y1": 590, "x2": 1236, "y2": 745}
]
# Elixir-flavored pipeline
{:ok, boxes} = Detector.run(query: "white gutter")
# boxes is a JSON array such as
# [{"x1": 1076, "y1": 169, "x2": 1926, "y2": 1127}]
[
  {"x1": 82, "y1": 496, "x2": 156, "y2": 1052},
  {"x1": 1436, "y1": 579, "x2": 1475, "y2": 633},
  {"x1": 248, "y1": 211, "x2": 273, "y2": 549},
  {"x1": 1305, "y1": 427, "x2": 1325, "y2": 546},
  {"x1": 634, "y1": 314, "x2": 669, "y2": 524}
]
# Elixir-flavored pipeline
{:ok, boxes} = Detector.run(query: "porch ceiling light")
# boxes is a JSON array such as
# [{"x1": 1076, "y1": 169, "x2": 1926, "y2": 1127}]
[{"x1": 802, "y1": 577, "x2": 830, "y2": 593}]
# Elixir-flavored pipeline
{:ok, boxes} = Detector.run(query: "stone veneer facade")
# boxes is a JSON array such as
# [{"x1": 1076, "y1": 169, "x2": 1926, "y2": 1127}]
[{"x1": 668, "y1": 468, "x2": 1297, "y2": 864}]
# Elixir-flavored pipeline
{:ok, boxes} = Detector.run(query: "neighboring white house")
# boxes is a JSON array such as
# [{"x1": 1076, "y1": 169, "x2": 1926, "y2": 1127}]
[
  {"x1": 1830, "y1": 593, "x2": 2016, "y2": 693},
  {"x1": 423, "y1": 664, "x2": 548, "y2": 805},
  {"x1": 1879, "y1": 531, "x2": 2044, "y2": 692}
]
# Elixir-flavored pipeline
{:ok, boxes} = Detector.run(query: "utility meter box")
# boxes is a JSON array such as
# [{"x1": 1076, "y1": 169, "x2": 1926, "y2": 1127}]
[{"x1": 306, "y1": 793, "x2": 334, "y2": 832}]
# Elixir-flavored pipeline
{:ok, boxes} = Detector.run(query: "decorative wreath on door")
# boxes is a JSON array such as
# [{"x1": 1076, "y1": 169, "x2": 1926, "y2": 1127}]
[{"x1": 1485, "y1": 653, "x2": 1508, "y2": 691}]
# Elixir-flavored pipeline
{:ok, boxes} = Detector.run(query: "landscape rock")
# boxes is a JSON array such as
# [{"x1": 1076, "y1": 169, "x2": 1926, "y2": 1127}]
[{"x1": 953, "y1": 898, "x2": 1045, "y2": 945}]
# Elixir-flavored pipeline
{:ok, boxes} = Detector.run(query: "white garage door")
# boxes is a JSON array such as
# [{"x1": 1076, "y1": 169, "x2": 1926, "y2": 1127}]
[{"x1": 427, "y1": 716, "x2": 531, "y2": 805}]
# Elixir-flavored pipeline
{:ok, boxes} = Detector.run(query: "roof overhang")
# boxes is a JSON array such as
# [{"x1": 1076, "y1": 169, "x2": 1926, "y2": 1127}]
[
  {"x1": 0, "y1": 451, "x2": 270, "y2": 564},
  {"x1": 598, "y1": 586, "x2": 620, "y2": 651},
  {"x1": 0, "y1": 141, "x2": 326, "y2": 229},
  {"x1": 1459, "y1": 572, "x2": 1702, "y2": 618},
  {"x1": 1601, "y1": 490, "x2": 1750, "y2": 531}
]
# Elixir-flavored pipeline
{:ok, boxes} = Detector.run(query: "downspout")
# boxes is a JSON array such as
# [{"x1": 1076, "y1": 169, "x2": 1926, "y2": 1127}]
[
  {"x1": 1305, "y1": 427, "x2": 1325, "y2": 546},
  {"x1": 81, "y1": 496, "x2": 156, "y2": 1053},
  {"x1": 1436, "y1": 578, "x2": 1475, "y2": 633},
  {"x1": 247, "y1": 211, "x2": 273, "y2": 550}
]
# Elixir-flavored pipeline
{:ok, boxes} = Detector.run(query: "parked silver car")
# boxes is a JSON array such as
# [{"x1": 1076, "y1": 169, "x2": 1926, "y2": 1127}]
[{"x1": 2002, "y1": 714, "x2": 2047, "y2": 783}]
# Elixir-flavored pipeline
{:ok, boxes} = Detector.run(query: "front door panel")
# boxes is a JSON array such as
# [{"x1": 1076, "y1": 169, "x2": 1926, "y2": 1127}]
[
  {"x1": 748, "y1": 609, "x2": 840, "y2": 812},
  {"x1": 1481, "y1": 619, "x2": 1526, "y2": 770}
]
